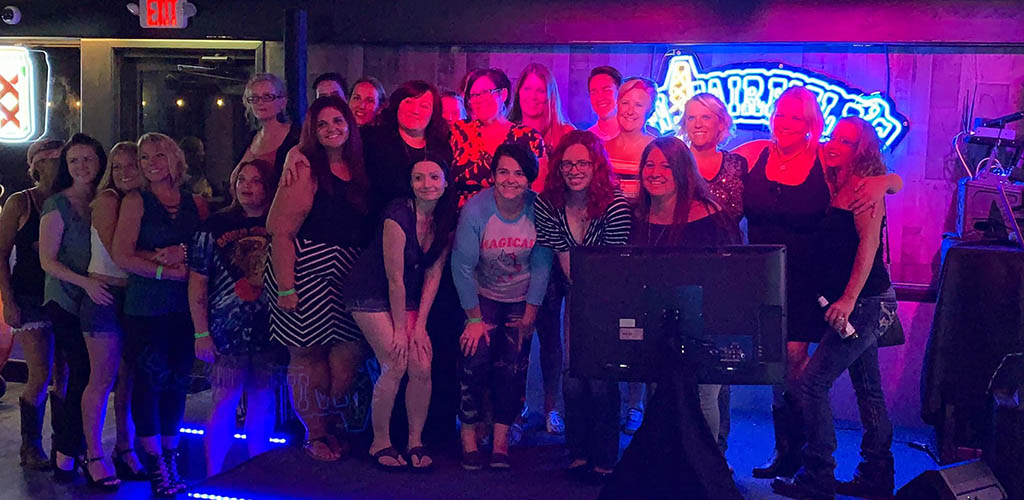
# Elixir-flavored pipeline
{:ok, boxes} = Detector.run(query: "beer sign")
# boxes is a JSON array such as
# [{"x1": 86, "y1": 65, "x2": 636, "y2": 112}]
[{"x1": 0, "y1": 46, "x2": 47, "y2": 144}]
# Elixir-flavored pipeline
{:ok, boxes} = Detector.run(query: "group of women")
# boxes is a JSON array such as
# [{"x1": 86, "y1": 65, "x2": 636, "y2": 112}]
[{"x1": 2, "y1": 60, "x2": 902, "y2": 500}]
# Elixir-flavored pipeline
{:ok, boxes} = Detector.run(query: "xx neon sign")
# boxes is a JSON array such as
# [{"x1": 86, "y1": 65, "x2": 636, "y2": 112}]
[
  {"x1": 650, "y1": 52, "x2": 909, "y2": 151},
  {"x1": 0, "y1": 46, "x2": 48, "y2": 144}
]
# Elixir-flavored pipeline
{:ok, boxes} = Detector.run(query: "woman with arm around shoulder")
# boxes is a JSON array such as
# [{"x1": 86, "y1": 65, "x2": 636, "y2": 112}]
[
  {"x1": 451, "y1": 143, "x2": 552, "y2": 471},
  {"x1": 38, "y1": 134, "x2": 114, "y2": 485},
  {"x1": 344, "y1": 155, "x2": 458, "y2": 470},
  {"x1": 736, "y1": 86, "x2": 902, "y2": 479},
  {"x1": 772, "y1": 117, "x2": 899, "y2": 500},
  {"x1": 0, "y1": 138, "x2": 62, "y2": 470},
  {"x1": 188, "y1": 159, "x2": 280, "y2": 476},
  {"x1": 80, "y1": 141, "x2": 148, "y2": 484},
  {"x1": 112, "y1": 132, "x2": 207, "y2": 496},
  {"x1": 266, "y1": 96, "x2": 372, "y2": 463},
  {"x1": 535, "y1": 130, "x2": 632, "y2": 477}
]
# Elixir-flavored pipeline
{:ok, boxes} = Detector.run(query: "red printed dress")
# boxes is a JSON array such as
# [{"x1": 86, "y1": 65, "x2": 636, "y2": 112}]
[{"x1": 449, "y1": 120, "x2": 544, "y2": 207}]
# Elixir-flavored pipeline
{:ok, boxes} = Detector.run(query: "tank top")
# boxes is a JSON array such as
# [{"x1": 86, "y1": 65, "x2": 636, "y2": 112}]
[
  {"x1": 41, "y1": 193, "x2": 92, "y2": 313},
  {"x1": 11, "y1": 190, "x2": 45, "y2": 298},
  {"x1": 123, "y1": 190, "x2": 201, "y2": 316},
  {"x1": 88, "y1": 226, "x2": 128, "y2": 279},
  {"x1": 813, "y1": 208, "x2": 892, "y2": 302},
  {"x1": 742, "y1": 146, "x2": 830, "y2": 342},
  {"x1": 298, "y1": 173, "x2": 370, "y2": 248}
]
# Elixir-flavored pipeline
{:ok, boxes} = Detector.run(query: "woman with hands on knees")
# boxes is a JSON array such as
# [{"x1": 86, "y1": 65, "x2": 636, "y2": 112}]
[
  {"x1": 39, "y1": 134, "x2": 113, "y2": 486},
  {"x1": 451, "y1": 143, "x2": 552, "y2": 471},
  {"x1": 113, "y1": 132, "x2": 207, "y2": 496},
  {"x1": 188, "y1": 159, "x2": 280, "y2": 477},
  {"x1": 343, "y1": 155, "x2": 458, "y2": 471}
]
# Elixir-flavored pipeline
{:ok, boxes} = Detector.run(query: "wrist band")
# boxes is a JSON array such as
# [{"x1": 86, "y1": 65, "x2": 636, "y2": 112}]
[
  {"x1": 194, "y1": 331, "x2": 210, "y2": 339},
  {"x1": 465, "y1": 317, "x2": 482, "y2": 325},
  {"x1": 155, "y1": 265, "x2": 164, "y2": 281},
  {"x1": 277, "y1": 288, "x2": 296, "y2": 297}
]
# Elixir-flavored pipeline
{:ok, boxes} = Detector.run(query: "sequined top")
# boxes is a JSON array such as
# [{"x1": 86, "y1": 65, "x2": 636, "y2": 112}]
[{"x1": 705, "y1": 152, "x2": 747, "y2": 222}]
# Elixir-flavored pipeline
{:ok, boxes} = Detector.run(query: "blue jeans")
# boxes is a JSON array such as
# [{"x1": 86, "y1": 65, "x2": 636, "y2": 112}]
[{"x1": 797, "y1": 289, "x2": 898, "y2": 491}]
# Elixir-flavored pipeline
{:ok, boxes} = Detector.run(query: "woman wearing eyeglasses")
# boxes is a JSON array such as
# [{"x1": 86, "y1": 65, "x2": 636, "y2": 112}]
[
  {"x1": 535, "y1": 130, "x2": 632, "y2": 479},
  {"x1": 450, "y1": 68, "x2": 544, "y2": 207},
  {"x1": 235, "y1": 73, "x2": 301, "y2": 187}
]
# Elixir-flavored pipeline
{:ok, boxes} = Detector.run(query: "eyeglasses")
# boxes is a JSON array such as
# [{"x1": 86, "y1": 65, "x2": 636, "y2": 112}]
[
  {"x1": 245, "y1": 94, "x2": 284, "y2": 104},
  {"x1": 468, "y1": 88, "x2": 502, "y2": 100},
  {"x1": 559, "y1": 159, "x2": 594, "y2": 172}
]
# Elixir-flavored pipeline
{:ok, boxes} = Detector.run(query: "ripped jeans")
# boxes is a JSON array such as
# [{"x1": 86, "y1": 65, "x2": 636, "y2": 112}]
[{"x1": 797, "y1": 288, "x2": 898, "y2": 490}]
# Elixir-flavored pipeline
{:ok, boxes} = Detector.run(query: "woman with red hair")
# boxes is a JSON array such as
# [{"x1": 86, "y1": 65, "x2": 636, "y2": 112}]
[{"x1": 535, "y1": 130, "x2": 631, "y2": 478}]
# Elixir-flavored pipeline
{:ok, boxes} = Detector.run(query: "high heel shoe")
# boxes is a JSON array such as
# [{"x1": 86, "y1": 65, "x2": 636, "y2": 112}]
[
  {"x1": 52, "y1": 453, "x2": 78, "y2": 483},
  {"x1": 113, "y1": 447, "x2": 147, "y2": 481},
  {"x1": 81, "y1": 456, "x2": 121, "y2": 491}
]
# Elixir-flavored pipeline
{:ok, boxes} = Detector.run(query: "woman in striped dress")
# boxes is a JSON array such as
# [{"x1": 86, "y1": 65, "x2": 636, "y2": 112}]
[
  {"x1": 535, "y1": 130, "x2": 632, "y2": 478},
  {"x1": 266, "y1": 96, "x2": 372, "y2": 462}
]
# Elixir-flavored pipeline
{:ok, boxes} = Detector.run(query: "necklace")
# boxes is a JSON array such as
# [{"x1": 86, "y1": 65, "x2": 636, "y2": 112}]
[
  {"x1": 646, "y1": 220, "x2": 669, "y2": 247},
  {"x1": 772, "y1": 142, "x2": 808, "y2": 171}
]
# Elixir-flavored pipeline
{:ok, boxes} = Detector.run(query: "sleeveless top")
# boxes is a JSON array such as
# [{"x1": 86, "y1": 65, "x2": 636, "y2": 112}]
[
  {"x1": 813, "y1": 208, "x2": 892, "y2": 302},
  {"x1": 124, "y1": 190, "x2": 201, "y2": 317},
  {"x1": 11, "y1": 190, "x2": 45, "y2": 299},
  {"x1": 88, "y1": 226, "x2": 128, "y2": 279},
  {"x1": 344, "y1": 199, "x2": 430, "y2": 311},
  {"x1": 41, "y1": 193, "x2": 92, "y2": 313},
  {"x1": 742, "y1": 146, "x2": 830, "y2": 342},
  {"x1": 706, "y1": 152, "x2": 748, "y2": 222},
  {"x1": 298, "y1": 172, "x2": 371, "y2": 248}
]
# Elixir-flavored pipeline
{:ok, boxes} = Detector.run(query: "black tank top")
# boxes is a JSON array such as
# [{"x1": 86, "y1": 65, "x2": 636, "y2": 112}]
[
  {"x1": 298, "y1": 173, "x2": 371, "y2": 247},
  {"x1": 11, "y1": 190, "x2": 45, "y2": 298},
  {"x1": 742, "y1": 146, "x2": 831, "y2": 342},
  {"x1": 814, "y1": 208, "x2": 891, "y2": 302}
]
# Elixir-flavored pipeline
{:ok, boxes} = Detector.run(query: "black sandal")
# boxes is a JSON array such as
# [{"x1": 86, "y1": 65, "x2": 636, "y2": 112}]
[
  {"x1": 370, "y1": 446, "x2": 407, "y2": 471},
  {"x1": 82, "y1": 456, "x2": 122, "y2": 490},
  {"x1": 113, "y1": 447, "x2": 147, "y2": 481},
  {"x1": 406, "y1": 446, "x2": 433, "y2": 472}
]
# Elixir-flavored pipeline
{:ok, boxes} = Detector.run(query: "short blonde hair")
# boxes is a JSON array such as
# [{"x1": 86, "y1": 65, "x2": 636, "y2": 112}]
[
  {"x1": 137, "y1": 133, "x2": 187, "y2": 189},
  {"x1": 243, "y1": 73, "x2": 288, "y2": 124},
  {"x1": 682, "y1": 93, "x2": 736, "y2": 146},
  {"x1": 618, "y1": 77, "x2": 658, "y2": 119},
  {"x1": 770, "y1": 86, "x2": 825, "y2": 144}
]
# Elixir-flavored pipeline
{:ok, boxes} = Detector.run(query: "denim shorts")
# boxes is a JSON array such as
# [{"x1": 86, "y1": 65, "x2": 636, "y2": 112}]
[
  {"x1": 345, "y1": 296, "x2": 420, "y2": 314},
  {"x1": 80, "y1": 287, "x2": 125, "y2": 338}
]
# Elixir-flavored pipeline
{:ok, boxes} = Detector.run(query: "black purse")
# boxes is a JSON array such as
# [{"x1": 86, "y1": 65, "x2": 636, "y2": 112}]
[{"x1": 877, "y1": 313, "x2": 905, "y2": 348}]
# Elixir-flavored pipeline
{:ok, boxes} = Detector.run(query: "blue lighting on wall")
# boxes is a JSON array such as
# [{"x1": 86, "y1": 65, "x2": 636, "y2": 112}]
[{"x1": 650, "y1": 51, "x2": 909, "y2": 150}]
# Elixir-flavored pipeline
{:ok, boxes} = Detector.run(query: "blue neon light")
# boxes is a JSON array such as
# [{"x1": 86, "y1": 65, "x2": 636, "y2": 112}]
[
  {"x1": 179, "y1": 427, "x2": 288, "y2": 444},
  {"x1": 188, "y1": 493, "x2": 254, "y2": 500},
  {"x1": 650, "y1": 52, "x2": 909, "y2": 150}
]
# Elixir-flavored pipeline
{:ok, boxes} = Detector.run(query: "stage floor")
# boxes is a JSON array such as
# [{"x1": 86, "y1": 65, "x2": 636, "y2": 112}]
[{"x1": 0, "y1": 381, "x2": 937, "y2": 500}]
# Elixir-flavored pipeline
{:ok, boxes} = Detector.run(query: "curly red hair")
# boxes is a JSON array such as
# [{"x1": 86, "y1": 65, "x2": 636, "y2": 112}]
[{"x1": 541, "y1": 130, "x2": 620, "y2": 219}]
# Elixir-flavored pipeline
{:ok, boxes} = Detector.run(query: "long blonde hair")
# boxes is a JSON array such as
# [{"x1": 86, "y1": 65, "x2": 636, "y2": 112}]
[
  {"x1": 137, "y1": 133, "x2": 188, "y2": 189},
  {"x1": 95, "y1": 141, "x2": 138, "y2": 199}
]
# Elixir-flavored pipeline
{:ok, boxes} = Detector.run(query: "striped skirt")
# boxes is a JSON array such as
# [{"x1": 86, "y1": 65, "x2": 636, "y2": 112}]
[{"x1": 265, "y1": 238, "x2": 364, "y2": 347}]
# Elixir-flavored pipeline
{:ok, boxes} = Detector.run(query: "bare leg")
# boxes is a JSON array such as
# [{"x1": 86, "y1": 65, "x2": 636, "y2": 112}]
[
  {"x1": 205, "y1": 381, "x2": 244, "y2": 476},
  {"x1": 82, "y1": 335, "x2": 120, "y2": 479},
  {"x1": 242, "y1": 384, "x2": 276, "y2": 459},
  {"x1": 18, "y1": 328, "x2": 53, "y2": 406},
  {"x1": 287, "y1": 345, "x2": 335, "y2": 459},
  {"x1": 405, "y1": 311, "x2": 432, "y2": 452},
  {"x1": 353, "y1": 312, "x2": 407, "y2": 465}
]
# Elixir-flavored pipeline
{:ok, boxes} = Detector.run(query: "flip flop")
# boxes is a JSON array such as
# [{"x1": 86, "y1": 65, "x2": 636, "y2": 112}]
[
  {"x1": 406, "y1": 446, "x2": 433, "y2": 472},
  {"x1": 370, "y1": 447, "x2": 407, "y2": 471},
  {"x1": 303, "y1": 437, "x2": 339, "y2": 462}
]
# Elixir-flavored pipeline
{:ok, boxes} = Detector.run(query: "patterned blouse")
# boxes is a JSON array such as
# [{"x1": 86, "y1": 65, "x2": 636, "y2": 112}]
[
  {"x1": 450, "y1": 120, "x2": 544, "y2": 207},
  {"x1": 706, "y1": 151, "x2": 748, "y2": 222}
]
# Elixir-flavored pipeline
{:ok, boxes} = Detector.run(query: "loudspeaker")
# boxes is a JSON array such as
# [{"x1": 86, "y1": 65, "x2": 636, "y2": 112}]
[{"x1": 896, "y1": 460, "x2": 1006, "y2": 500}]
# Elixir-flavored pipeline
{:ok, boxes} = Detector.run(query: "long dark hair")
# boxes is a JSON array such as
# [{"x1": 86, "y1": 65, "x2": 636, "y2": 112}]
[
  {"x1": 53, "y1": 133, "x2": 107, "y2": 192},
  {"x1": 297, "y1": 95, "x2": 369, "y2": 212},
  {"x1": 412, "y1": 154, "x2": 458, "y2": 266},
  {"x1": 381, "y1": 80, "x2": 450, "y2": 150},
  {"x1": 541, "y1": 130, "x2": 619, "y2": 219},
  {"x1": 509, "y1": 63, "x2": 573, "y2": 151},
  {"x1": 635, "y1": 137, "x2": 718, "y2": 243}
]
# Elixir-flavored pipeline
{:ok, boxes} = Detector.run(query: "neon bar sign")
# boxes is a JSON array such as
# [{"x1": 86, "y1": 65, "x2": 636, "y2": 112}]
[
  {"x1": 650, "y1": 52, "x2": 909, "y2": 150},
  {"x1": 0, "y1": 46, "x2": 46, "y2": 144}
]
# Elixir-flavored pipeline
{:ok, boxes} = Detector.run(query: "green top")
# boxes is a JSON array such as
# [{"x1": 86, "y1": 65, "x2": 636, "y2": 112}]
[{"x1": 41, "y1": 192, "x2": 91, "y2": 313}]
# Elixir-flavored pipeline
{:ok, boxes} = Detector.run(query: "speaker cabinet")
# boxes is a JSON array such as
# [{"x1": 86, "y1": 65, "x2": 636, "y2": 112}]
[{"x1": 896, "y1": 460, "x2": 1006, "y2": 500}]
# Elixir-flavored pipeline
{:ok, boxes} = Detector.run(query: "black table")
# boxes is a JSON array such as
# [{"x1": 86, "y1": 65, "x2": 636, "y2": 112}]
[{"x1": 921, "y1": 240, "x2": 1024, "y2": 463}]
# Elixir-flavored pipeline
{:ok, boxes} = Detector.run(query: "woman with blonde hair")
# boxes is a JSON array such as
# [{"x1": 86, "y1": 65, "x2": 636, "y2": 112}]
[
  {"x1": 734, "y1": 87, "x2": 902, "y2": 479},
  {"x1": 605, "y1": 77, "x2": 659, "y2": 202},
  {"x1": 236, "y1": 73, "x2": 300, "y2": 185},
  {"x1": 81, "y1": 141, "x2": 147, "y2": 482},
  {"x1": 113, "y1": 132, "x2": 207, "y2": 496},
  {"x1": 680, "y1": 93, "x2": 746, "y2": 221}
]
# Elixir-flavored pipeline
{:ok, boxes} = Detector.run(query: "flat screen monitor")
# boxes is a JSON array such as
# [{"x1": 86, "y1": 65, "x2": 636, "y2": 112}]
[{"x1": 569, "y1": 245, "x2": 787, "y2": 385}]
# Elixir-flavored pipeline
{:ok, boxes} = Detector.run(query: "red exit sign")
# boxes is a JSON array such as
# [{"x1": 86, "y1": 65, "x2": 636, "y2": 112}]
[{"x1": 132, "y1": 0, "x2": 197, "y2": 29}]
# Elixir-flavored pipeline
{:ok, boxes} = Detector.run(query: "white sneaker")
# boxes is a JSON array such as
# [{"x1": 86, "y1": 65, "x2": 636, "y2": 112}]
[{"x1": 545, "y1": 410, "x2": 565, "y2": 435}]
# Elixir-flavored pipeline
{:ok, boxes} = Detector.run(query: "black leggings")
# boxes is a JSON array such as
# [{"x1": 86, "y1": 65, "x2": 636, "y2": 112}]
[
  {"x1": 457, "y1": 297, "x2": 529, "y2": 426},
  {"x1": 47, "y1": 303, "x2": 89, "y2": 457},
  {"x1": 124, "y1": 313, "x2": 194, "y2": 437}
]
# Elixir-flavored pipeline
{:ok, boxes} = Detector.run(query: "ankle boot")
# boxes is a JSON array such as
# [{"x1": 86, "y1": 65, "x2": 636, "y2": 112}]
[
  {"x1": 141, "y1": 451, "x2": 178, "y2": 497},
  {"x1": 19, "y1": 395, "x2": 50, "y2": 470},
  {"x1": 836, "y1": 460, "x2": 895, "y2": 497},
  {"x1": 752, "y1": 405, "x2": 802, "y2": 478},
  {"x1": 162, "y1": 449, "x2": 187, "y2": 492}
]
